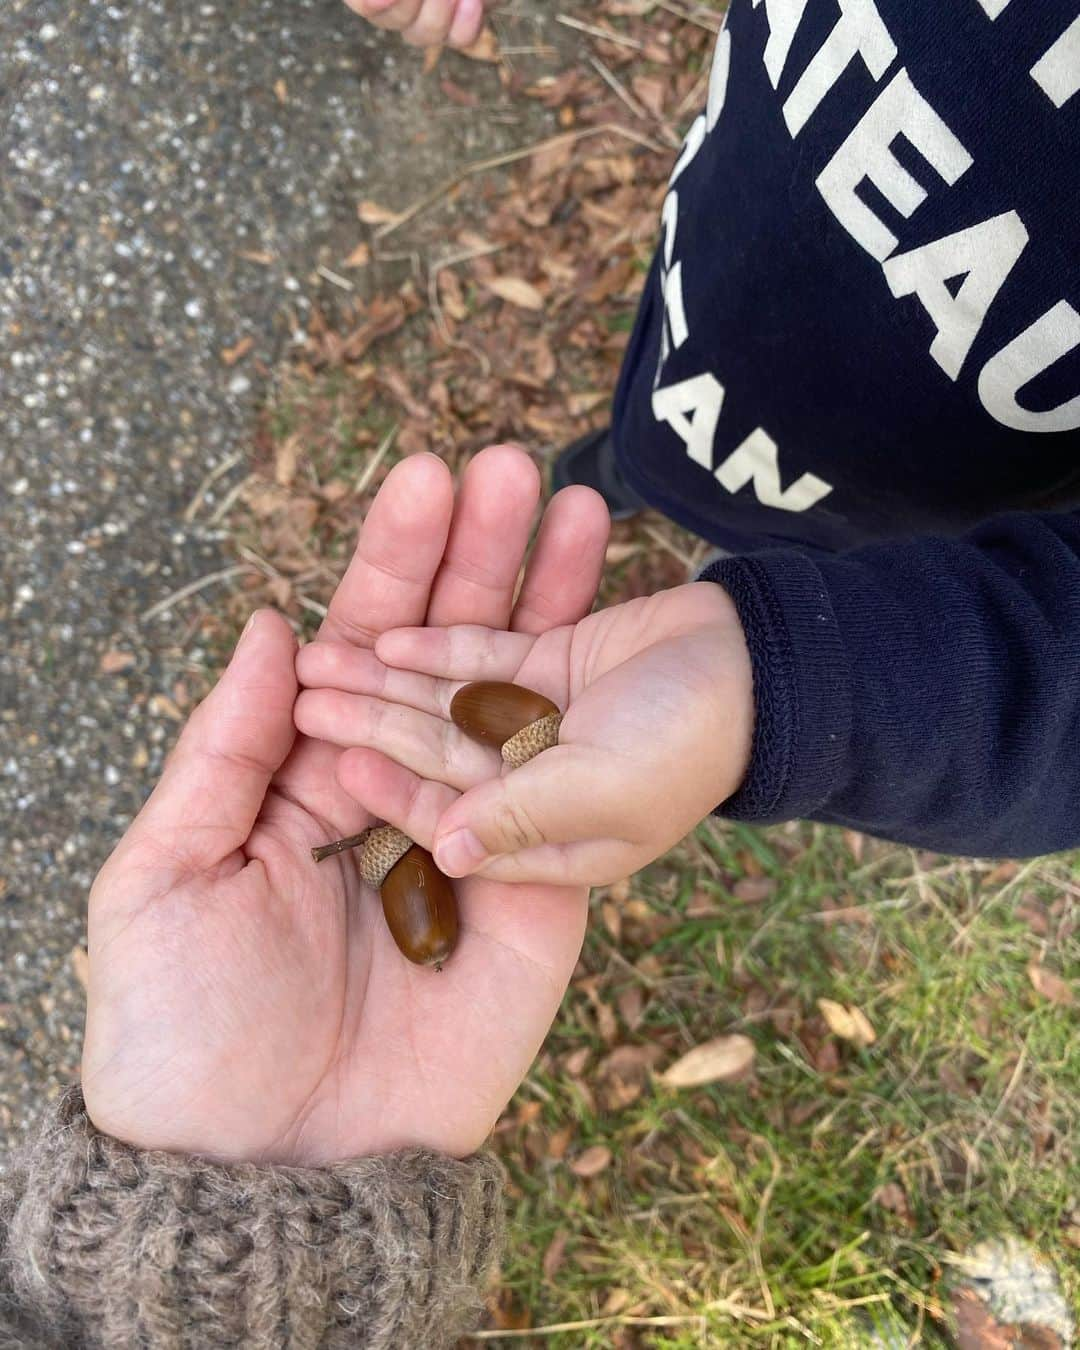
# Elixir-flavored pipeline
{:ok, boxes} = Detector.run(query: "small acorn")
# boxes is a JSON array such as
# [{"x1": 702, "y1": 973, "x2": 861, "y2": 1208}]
[
  {"x1": 450, "y1": 681, "x2": 562, "y2": 769},
  {"x1": 312, "y1": 825, "x2": 458, "y2": 969}
]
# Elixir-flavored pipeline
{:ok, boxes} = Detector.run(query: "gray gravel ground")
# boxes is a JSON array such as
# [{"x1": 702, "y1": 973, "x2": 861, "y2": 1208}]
[{"x1": 0, "y1": 0, "x2": 560, "y2": 1149}]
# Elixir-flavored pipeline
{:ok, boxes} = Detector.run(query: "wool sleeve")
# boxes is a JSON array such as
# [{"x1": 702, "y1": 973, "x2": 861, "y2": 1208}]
[
  {"x1": 701, "y1": 510, "x2": 1080, "y2": 858},
  {"x1": 0, "y1": 1086, "x2": 504, "y2": 1350}
]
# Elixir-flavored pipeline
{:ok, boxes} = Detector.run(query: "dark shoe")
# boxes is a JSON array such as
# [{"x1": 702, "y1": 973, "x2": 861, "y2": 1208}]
[{"x1": 551, "y1": 427, "x2": 647, "y2": 520}]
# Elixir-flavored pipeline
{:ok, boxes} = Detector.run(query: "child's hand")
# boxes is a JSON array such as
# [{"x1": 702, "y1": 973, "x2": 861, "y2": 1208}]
[
  {"x1": 295, "y1": 582, "x2": 755, "y2": 887},
  {"x1": 344, "y1": 0, "x2": 489, "y2": 50}
]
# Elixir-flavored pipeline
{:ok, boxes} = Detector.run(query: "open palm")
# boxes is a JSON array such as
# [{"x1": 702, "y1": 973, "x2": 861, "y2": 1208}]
[
  {"x1": 82, "y1": 448, "x2": 610, "y2": 1165},
  {"x1": 295, "y1": 581, "x2": 754, "y2": 893}
]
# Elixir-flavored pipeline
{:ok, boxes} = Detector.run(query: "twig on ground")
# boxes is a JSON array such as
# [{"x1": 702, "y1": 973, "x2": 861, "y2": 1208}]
[
  {"x1": 183, "y1": 451, "x2": 244, "y2": 523},
  {"x1": 354, "y1": 423, "x2": 399, "y2": 498},
  {"x1": 589, "y1": 56, "x2": 681, "y2": 147},
  {"x1": 207, "y1": 473, "x2": 257, "y2": 526},
  {"x1": 316, "y1": 264, "x2": 355, "y2": 292},
  {"x1": 556, "y1": 13, "x2": 645, "y2": 49},
  {"x1": 428, "y1": 241, "x2": 505, "y2": 374},
  {"x1": 655, "y1": 0, "x2": 723, "y2": 34},
  {"x1": 140, "y1": 565, "x2": 255, "y2": 624}
]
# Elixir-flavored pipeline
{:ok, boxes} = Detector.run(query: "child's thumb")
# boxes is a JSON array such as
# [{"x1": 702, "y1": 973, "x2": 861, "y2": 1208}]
[{"x1": 431, "y1": 746, "x2": 623, "y2": 878}]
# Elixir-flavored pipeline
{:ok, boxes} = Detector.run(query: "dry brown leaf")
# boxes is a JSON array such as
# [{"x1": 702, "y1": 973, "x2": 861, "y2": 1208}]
[
  {"x1": 601, "y1": 900, "x2": 622, "y2": 942},
  {"x1": 818, "y1": 998, "x2": 877, "y2": 1047},
  {"x1": 530, "y1": 138, "x2": 574, "y2": 182},
  {"x1": 149, "y1": 693, "x2": 183, "y2": 721},
  {"x1": 485, "y1": 276, "x2": 545, "y2": 311},
  {"x1": 732, "y1": 876, "x2": 776, "y2": 904},
  {"x1": 70, "y1": 946, "x2": 89, "y2": 991},
  {"x1": 594, "y1": 998, "x2": 618, "y2": 1046},
  {"x1": 100, "y1": 649, "x2": 135, "y2": 674},
  {"x1": 438, "y1": 269, "x2": 468, "y2": 322},
  {"x1": 604, "y1": 541, "x2": 641, "y2": 566},
  {"x1": 631, "y1": 74, "x2": 667, "y2": 118},
  {"x1": 1028, "y1": 963, "x2": 1075, "y2": 1007},
  {"x1": 661, "y1": 1034, "x2": 755, "y2": 1088},
  {"x1": 221, "y1": 335, "x2": 254, "y2": 367},
  {"x1": 616, "y1": 984, "x2": 645, "y2": 1030},
  {"x1": 342, "y1": 242, "x2": 371, "y2": 268},
  {"x1": 873, "y1": 1181, "x2": 913, "y2": 1225},
  {"x1": 843, "y1": 829, "x2": 865, "y2": 861},
  {"x1": 547, "y1": 1125, "x2": 575, "y2": 1161},
  {"x1": 570, "y1": 1144, "x2": 612, "y2": 1178},
  {"x1": 274, "y1": 434, "x2": 301, "y2": 488},
  {"x1": 543, "y1": 1230, "x2": 569, "y2": 1281},
  {"x1": 459, "y1": 25, "x2": 500, "y2": 62},
  {"x1": 357, "y1": 200, "x2": 399, "y2": 226},
  {"x1": 563, "y1": 1046, "x2": 590, "y2": 1077},
  {"x1": 567, "y1": 390, "x2": 607, "y2": 416},
  {"x1": 602, "y1": 1289, "x2": 633, "y2": 1317}
]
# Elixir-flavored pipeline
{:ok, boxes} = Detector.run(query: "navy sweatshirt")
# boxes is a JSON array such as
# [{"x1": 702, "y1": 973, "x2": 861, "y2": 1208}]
[{"x1": 612, "y1": 0, "x2": 1080, "y2": 858}]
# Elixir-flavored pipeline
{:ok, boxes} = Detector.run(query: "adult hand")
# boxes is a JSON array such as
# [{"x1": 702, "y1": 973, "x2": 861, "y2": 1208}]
[
  {"x1": 343, "y1": 0, "x2": 491, "y2": 50},
  {"x1": 82, "y1": 446, "x2": 609, "y2": 1165},
  {"x1": 295, "y1": 582, "x2": 755, "y2": 889}
]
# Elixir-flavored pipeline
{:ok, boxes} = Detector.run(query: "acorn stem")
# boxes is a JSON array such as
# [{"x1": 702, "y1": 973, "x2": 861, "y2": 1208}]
[{"x1": 311, "y1": 833, "x2": 370, "y2": 864}]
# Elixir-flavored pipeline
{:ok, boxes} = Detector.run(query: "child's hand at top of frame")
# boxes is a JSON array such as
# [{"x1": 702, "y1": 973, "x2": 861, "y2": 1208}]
[
  {"x1": 343, "y1": 0, "x2": 491, "y2": 50},
  {"x1": 295, "y1": 581, "x2": 756, "y2": 889}
]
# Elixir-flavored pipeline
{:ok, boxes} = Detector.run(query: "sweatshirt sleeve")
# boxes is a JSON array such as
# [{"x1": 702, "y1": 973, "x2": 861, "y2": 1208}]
[
  {"x1": 0, "y1": 1086, "x2": 504, "y2": 1350},
  {"x1": 701, "y1": 510, "x2": 1080, "y2": 858}
]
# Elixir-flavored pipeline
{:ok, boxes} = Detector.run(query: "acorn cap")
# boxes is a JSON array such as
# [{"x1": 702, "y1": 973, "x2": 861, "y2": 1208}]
[
  {"x1": 358, "y1": 824, "x2": 413, "y2": 889},
  {"x1": 502, "y1": 712, "x2": 562, "y2": 769}
]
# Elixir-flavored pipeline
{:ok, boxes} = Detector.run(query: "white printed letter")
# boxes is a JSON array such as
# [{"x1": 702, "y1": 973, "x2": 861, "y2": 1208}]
[
  {"x1": 752, "y1": 0, "x2": 810, "y2": 89},
  {"x1": 816, "y1": 69, "x2": 973, "y2": 261},
  {"x1": 883, "y1": 211, "x2": 1029, "y2": 380},
  {"x1": 783, "y1": 0, "x2": 897, "y2": 137},
  {"x1": 978, "y1": 301, "x2": 1080, "y2": 433},
  {"x1": 1030, "y1": 15, "x2": 1080, "y2": 109},
  {"x1": 653, "y1": 375, "x2": 725, "y2": 469},
  {"x1": 715, "y1": 429, "x2": 833, "y2": 511}
]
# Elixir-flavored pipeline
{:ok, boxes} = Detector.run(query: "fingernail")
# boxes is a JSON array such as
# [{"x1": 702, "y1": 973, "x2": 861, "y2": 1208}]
[
  {"x1": 434, "y1": 828, "x2": 489, "y2": 878},
  {"x1": 237, "y1": 610, "x2": 259, "y2": 648}
]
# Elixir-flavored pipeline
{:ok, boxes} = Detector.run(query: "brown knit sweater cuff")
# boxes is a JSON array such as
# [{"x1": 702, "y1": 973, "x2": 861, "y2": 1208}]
[{"x1": 0, "y1": 1086, "x2": 504, "y2": 1349}]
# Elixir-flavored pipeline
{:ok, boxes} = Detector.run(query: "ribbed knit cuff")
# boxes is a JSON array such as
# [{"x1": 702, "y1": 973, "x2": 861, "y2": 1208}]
[
  {"x1": 1, "y1": 1087, "x2": 504, "y2": 1350},
  {"x1": 700, "y1": 551, "x2": 852, "y2": 823}
]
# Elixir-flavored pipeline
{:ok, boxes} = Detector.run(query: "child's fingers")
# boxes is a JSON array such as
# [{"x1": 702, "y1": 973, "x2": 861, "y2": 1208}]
[
  {"x1": 295, "y1": 642, "x2": 455, "y2": 719},
  {"x1": 512, "y1": 485, "x2": 609, "y2": 635},
  {"x1": 294, "y1": 689, "x2": 500, "y2": 790},
  {"x1": 376, "y1": 623, "x2": 534, "y2": 680},
  {"x1": 439, "y1": 837, "x2": 639, "y2": 889},
  {"x1": 431, "y1": 744, "x2": 637, "y2": 876},
  {"x1": 337, "y1": 747, "x2": 460, "y2": 851}
]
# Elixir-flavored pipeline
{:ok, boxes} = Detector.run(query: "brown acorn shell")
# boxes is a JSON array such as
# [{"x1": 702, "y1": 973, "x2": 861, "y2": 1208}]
[
  {"x1": 450, "y1": 681, "x2": 560, "y2": 750},
  {"x1": 380, "y1": 845, "x2": 459, "y2": 968}
]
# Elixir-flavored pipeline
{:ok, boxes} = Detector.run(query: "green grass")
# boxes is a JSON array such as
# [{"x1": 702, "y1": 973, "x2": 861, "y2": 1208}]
[{"x1": 485, "y1": 823, "x2": 1079, "y2": 1346}]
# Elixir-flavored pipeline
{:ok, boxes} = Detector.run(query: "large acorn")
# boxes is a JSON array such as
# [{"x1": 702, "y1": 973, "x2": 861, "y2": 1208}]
[
  {"x1": 450, "y1": 681, "x2": 562, "y2": 768},
  {"x1": 312, "y1": 826, "x2": 458, "y2": 970}
]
